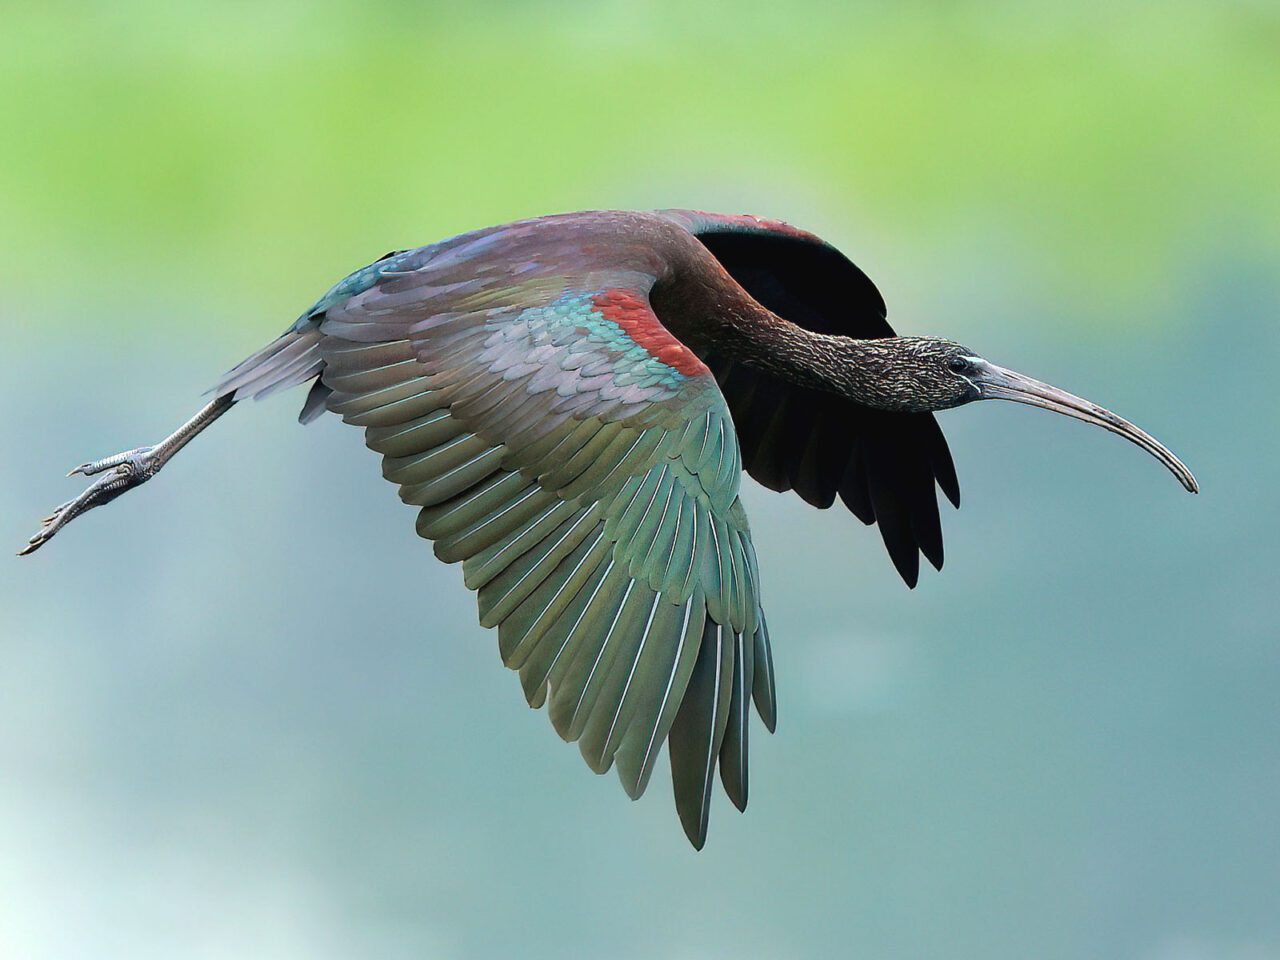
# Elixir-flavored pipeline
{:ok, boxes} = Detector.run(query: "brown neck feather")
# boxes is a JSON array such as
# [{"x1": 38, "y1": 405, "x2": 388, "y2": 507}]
[{"x1": 719, "y1": 303, "x2": 894, "y2": 402}]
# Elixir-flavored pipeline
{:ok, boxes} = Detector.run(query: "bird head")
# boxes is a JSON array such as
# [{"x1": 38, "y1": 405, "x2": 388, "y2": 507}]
[{"x1": 866, "y1": 337, "x2": 1199, "y2": 493}]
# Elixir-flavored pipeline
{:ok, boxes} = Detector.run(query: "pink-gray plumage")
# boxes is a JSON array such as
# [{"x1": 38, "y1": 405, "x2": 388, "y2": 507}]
[{"x1": 19, "y1": 209, "x2": 1197, "y2": 848}]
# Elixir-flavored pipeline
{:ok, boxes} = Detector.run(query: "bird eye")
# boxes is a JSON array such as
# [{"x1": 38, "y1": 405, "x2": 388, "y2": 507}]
[{"x1": 947, "y1": 357, "x2": 970, "y2": 374}]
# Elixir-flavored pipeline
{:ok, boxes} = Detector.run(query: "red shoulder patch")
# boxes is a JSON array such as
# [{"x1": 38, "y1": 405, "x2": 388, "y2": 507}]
[{"x1": 592, "y1": 289, "x2": 709, "y2": 378}]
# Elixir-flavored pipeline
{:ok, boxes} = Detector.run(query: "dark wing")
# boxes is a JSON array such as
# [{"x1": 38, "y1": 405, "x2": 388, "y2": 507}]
[
  {"x1": 279, "y1": 245, "x2": 774, "y2": 848},
  {"x1": 662, "y1": 211, "x2": 960, "y2": 588}
]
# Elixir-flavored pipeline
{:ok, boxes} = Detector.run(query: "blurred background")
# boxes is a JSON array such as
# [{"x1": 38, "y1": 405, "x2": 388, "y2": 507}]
[{"x1": 2, "y1": 2, "x2": 1278, "y2": 958}]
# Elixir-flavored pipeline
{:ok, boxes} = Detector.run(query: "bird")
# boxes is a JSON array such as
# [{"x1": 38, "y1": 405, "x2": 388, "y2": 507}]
[{"x1": 18, "y1": 209, "x2": 1197, "y2": 848}]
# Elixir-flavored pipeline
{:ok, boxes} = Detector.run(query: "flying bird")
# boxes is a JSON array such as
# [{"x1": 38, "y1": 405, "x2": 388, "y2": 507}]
[{"x1": 18, "y1": 209, "x2": 1197, "y2": 848}]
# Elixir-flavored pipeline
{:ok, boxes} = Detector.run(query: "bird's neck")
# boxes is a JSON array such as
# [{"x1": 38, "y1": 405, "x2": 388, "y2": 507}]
[
  {"x1": 647, "y1": 232, "x2": 912, "y2": 410},
  {"x1": 716, "y1": 301, "x2": 907, "y2": 411}
]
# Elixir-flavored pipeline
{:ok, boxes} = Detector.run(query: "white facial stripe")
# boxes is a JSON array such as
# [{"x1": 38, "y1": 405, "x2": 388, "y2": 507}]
[{"x1": 963, "y1": 357, "x2": 991, "y2": 393}]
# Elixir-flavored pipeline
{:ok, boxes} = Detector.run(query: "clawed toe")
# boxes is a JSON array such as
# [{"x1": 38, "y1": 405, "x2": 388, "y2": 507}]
[
  {"x1": 19, "y1": 449, "x2": 159, "y2": 556},
  {"x1": 19, "y1": 512, "x2": 65, "y2": 556},
  {"x1": 19, "y1": 397, "x2": 233, "y2": 559},
  {"x1": 42, "y1": 501, "x2": 72, "y2": 524},
  {"x1": 68, "y1": 446, "x2": 153, "y2": 478}
]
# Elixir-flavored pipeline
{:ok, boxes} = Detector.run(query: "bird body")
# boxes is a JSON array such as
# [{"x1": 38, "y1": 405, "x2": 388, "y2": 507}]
[{"x1": 20, "y1": 209, "x2": 1197, "y2": 848}]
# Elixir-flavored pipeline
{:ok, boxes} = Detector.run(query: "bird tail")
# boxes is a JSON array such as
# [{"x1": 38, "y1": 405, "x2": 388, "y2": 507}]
[{"x1": 210, "y1": 326, "x2": 331, "y2": 424}]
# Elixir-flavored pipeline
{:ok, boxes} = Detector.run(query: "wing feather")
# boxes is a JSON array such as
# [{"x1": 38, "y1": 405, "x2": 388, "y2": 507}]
[
  {"x1": 718, "y1": 627, "x2": 753, "y2": 812},
  {"x1": 668, "y1": 617, "x2": 736, "y2": 849},
  {"x1": 615, "y1": 591, "x2": 707, "y2": 800},
  {"x1": 238, "y1": 235, "x2": 776, "y2": 846}
]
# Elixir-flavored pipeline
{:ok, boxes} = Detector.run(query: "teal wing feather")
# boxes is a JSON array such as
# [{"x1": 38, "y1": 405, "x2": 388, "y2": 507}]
[{"x1": 309, "y1": 247, "x2": 774, "y2": 848}]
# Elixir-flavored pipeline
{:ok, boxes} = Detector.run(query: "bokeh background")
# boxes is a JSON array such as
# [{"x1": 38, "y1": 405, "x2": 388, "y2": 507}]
[{"x1": 3, "y1": 2, "x2": 1278, "y2": 958}]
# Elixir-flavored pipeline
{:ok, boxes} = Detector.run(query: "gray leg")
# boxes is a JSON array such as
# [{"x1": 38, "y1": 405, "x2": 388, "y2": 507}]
[{"x1": 18, "y1": 394, "x2": 236, "y2": 556}]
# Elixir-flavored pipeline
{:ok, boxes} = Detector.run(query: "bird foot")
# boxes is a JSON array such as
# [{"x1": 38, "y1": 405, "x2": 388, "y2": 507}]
[{"x1": 19, "y1": 445, "x2": 160, "y2": 556}]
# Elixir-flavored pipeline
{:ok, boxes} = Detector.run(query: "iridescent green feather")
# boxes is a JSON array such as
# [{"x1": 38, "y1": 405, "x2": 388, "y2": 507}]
[{"x1": 264, "y1": 250, "x2": 773, "y2": 848}]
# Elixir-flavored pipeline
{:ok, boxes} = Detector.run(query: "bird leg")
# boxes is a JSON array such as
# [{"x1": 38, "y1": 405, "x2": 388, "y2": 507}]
[{"x1": 18, "y1": 394, "x2": 237, "y2": 557}]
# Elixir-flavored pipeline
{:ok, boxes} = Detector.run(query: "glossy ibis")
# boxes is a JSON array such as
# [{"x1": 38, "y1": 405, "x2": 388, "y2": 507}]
[{"x1": 19, "y1": 210, "x2": 1197, "y2": 847}]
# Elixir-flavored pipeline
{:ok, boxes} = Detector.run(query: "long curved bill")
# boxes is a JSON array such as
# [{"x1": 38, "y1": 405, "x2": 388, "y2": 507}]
[{"x1": 974, "y1": 362, "x2": 1199, "y2": 493}]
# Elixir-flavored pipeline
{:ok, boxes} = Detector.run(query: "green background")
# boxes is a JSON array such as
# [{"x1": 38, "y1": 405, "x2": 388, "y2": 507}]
[{"x1": 3, "y1": 2, "x2": 1277, "y2": 958}]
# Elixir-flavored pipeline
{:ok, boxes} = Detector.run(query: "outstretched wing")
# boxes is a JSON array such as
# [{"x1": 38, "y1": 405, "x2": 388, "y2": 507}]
[
  {"x1": 310, "y1": 249, "x2": 775, "y2": 848},
  {"x1": 662, "y1": 211, "x2": 960, "y2": 588}
]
